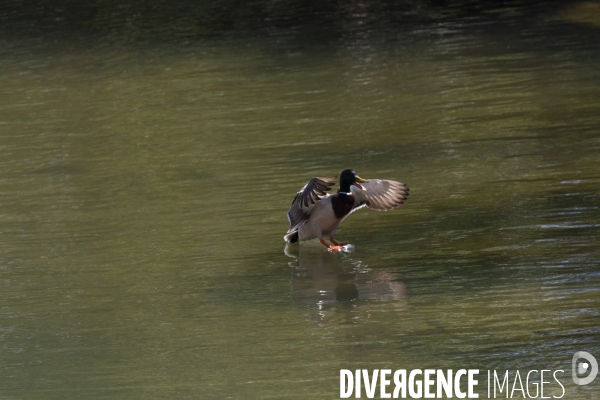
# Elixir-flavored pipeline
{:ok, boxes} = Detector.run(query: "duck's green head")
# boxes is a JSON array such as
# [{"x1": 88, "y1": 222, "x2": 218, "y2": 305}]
[{"x1": 339, "y1": 169, "x2": 367, "y2": 192}]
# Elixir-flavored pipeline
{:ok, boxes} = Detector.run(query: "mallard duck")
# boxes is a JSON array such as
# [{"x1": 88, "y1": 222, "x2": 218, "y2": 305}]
[{"x1": 284, "y1": 169, "x2": 409, "y2": 252}]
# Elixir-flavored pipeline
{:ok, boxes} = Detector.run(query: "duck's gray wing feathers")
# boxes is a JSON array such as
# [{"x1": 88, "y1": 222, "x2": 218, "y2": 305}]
[
  {"x1": 287, "y1": 177, "x2": 336, "y2": 232},
  {"x1": 351, "y1": 179, "x2": 409, "y2": 211}
]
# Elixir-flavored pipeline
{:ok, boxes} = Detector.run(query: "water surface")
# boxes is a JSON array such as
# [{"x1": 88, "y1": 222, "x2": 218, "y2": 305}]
[{"x1": 0, "y1": 2, "x2": 599, "y2": 399}]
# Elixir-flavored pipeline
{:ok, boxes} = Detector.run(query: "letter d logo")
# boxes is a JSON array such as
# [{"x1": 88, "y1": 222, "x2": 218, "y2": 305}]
[{"x1": 572, "y1": 351, "x2": 598, "y2": 385}]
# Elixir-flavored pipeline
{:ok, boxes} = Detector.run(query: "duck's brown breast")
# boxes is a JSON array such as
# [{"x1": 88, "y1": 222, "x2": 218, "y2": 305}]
[{"x1": 331, "y1": 193, "x2": 355, "y2": 219}]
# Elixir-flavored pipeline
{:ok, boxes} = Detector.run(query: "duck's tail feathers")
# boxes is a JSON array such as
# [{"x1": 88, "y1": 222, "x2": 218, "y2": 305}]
[{"x1": 284, "y1": 230, "x2": 299, "y2": 243}]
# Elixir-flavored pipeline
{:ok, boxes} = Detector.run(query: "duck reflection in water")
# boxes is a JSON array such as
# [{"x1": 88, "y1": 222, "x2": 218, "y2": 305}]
[{"x1": 284, "y1": 244, "x2": 407, "y2": 309}]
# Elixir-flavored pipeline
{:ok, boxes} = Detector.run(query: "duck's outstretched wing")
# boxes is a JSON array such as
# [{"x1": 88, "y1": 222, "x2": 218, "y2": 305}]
[
  {"x1": 287, "y1": 177, "x2": 336, "y2": 232},
  {"x1": 351, "y1": 179, "x2": 409, "y2": 211}
]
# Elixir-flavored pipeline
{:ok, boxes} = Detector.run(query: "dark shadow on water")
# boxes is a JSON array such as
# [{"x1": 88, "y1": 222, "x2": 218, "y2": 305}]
[
  {"x1": 0, "y1": 0, "x2": 575, "y2": 46},
  {"x1": 284, "y1": 244, "x2": 407, "y2": 308}
]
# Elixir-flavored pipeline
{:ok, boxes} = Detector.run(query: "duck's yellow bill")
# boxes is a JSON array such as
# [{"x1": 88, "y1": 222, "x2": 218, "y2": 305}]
[{"x1": 355, "y1": 176, "x2": 367, "y2": 183}]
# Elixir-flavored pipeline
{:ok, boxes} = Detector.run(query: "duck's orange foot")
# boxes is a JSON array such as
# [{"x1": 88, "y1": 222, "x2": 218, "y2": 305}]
[
  {"x1": 328, "y1": 245, "x2": 345, "y2": 253},
  {"x1": 319, "y1": 238, "x2": 348, "y2": 253}
]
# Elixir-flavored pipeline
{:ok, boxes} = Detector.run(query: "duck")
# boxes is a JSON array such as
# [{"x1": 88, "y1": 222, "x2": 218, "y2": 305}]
[{"x1": 284, "y1": 169, "x2": 409, "y2": 252}]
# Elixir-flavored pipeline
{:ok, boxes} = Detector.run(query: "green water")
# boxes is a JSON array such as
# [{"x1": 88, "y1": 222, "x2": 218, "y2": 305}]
[{"x1": 1, "y1": 2, "x2": 599, "y2": 399}]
